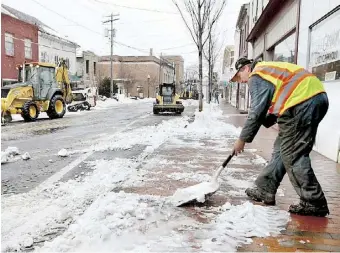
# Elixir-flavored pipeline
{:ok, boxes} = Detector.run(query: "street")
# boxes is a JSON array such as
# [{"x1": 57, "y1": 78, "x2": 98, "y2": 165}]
[{"x1": 1, "y1": 99, "x2": 196, "y2": 194}]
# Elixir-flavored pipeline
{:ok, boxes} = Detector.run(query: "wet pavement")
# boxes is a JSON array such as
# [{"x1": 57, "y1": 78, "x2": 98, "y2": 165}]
[
  {"x1": 120, "y1": 101, "x2": 340, "y2": 252},
  {"x1": 215, "y1": 103, "x2": 340, "y2": 252}
]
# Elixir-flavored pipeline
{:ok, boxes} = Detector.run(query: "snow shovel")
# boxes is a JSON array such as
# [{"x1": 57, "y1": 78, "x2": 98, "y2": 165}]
[{"x1": 171, "y1": 152, "x2": 235, "y2": 207}]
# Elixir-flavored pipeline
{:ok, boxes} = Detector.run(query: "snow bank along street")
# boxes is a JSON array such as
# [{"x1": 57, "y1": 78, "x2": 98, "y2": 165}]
[{"x1": 1, "y1": 99, "x2": 291, "y2": 252}]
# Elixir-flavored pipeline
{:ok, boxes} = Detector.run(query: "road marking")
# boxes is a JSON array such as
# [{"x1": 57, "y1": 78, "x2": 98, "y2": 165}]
[
  {"x1": 37, "y1": 152, "x2": 93, "y2": 189},
  {"x1": 37, "y1": 113, "x2": 151, "y2": 190}
]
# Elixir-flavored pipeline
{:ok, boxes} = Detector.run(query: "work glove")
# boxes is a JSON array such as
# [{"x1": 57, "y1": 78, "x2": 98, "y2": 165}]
[{"x1": 262, "y1": 114, "x2": 277, "y2": 128}]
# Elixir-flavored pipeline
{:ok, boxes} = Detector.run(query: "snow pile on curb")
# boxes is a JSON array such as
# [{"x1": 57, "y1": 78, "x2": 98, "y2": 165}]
[
  {"x1": 92, "y1": 117, "x2": 189, "y2": 151},
  {"x1": 92, "y1": 103, "x2": 241, "y2": 153},
  {"x1": 182, "y1": 103, "x2": 241, "y2": 138},
  {"x1": 95, "y1": 97, "x2": 153, "y2": 110},
  {"x1": 201, "y1": 202, "x2": 290, "y2": 252}
]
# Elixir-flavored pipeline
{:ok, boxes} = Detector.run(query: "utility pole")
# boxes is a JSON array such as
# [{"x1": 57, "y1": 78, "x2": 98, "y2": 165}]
[
  {"x1": 103, "y1": 13, "x2": 119, "y2": 98},
  {"x1": 158, "y1": 53, "x2": 162, "y2": 86}
]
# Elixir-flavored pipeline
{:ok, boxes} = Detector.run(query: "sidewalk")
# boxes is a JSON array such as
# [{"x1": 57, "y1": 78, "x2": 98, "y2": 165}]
[
  {"x1": 221, "y1": 102, "x2": 340, "y2": 252},
  {"x1": 122, "y1": 101, "x2": 340, "y2": 252}
]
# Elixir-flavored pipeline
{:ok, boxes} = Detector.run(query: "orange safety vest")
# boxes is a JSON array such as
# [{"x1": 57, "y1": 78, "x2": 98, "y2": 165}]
[{"x1": 249, "y1": 61, "x2": 325, "y2": 116}]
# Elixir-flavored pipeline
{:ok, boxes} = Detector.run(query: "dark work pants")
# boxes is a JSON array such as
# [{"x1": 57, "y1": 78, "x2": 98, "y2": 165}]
[{"x1": 255, "y1": 93, "x2": 329, "y2": 204}]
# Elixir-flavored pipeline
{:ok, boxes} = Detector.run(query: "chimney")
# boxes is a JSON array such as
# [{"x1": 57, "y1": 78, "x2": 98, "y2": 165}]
[{"x1": 149, "y1": 48, "x2": 153, "y2": 56}]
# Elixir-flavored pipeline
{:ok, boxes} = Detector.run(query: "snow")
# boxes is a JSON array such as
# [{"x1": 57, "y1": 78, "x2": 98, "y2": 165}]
[
  {"x1": 57, "y1": 148, "x2": 69, "y2": 157},
  {"x1": 166, "y1": 171, "x2": 210, "y2": 182},
  {"x1": 21, "y1": 152, "x2": 31, "y2": 160},
  {"x1": 1, "y1": 147, "x2": 20, "y2": 164},
  {"x1": 202, "y1": 202, "x2": 290, "y2": 251},
  {"x1": 1, "y1": 158, "x2": 141, "y2": 251},
  {"x1": 171, "y1": 181, "x2": 220, "y2": 206},
  {"x1": 94, "y1": 97, "x2": 153, "y2": 110}
]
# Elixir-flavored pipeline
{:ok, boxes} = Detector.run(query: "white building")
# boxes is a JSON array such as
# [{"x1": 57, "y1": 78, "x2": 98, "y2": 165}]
[
  {"x1": 246, "y1": 0, "x2": 340, "y2": 162},
  {"x1": 297, "y1": 1, "x2": 340, "y2": 162},
  {"x1": 39, "y1": 27, "x2": 79, "y2": 75}
]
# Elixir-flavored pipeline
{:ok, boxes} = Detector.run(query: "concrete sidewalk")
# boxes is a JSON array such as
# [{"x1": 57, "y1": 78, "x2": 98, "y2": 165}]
[{"x1": 123, "y1": 101, "x2": 340, "y2": 252}]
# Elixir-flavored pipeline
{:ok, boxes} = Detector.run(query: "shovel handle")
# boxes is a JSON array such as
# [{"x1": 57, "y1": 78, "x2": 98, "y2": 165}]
[
  {"x1": 212, "y1": 151, "x2": 235, "y2": 182},
  {"x1": 222, "y1": 151, "x2": 235, "y2": 168}
]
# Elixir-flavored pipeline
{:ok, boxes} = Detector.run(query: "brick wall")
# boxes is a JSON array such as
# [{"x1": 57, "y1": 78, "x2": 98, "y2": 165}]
[{"x1": 1, "y1": 14, "x2": 39, "y2": 85}]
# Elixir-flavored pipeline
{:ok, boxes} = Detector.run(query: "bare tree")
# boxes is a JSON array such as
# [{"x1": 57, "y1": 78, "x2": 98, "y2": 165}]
[
  {"x1": 173, "y1": 0, "x2": 226, "y2": 111},
  {"x1": 204, "y1": 30, "x2": 221, "y2": 104},
  {"x1": 119, "y1": 63, "x2": 136, "y2": 96}
]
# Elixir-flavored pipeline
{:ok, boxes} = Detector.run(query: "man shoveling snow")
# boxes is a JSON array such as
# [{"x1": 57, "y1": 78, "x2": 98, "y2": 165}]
[{"x1": 230, "y1": 57, "x2": 329, "y2": 217}]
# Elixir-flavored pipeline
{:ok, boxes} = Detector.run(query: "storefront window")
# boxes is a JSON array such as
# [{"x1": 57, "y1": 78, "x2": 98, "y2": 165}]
[
  {"x1": 273, "y1": 33, "x2": 295, "y2": 63},
  {"x1": 309, "y1": 9, "x2": 340, "y2": 81}
]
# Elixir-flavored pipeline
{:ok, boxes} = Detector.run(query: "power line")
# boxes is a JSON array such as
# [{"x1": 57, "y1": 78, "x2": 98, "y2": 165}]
[
  {"x1": 91, "y1": 0, "x2": 179, "y2": 15},
  {"x1": 28, "y1": 0, "x2": 148, "y2": 53}
]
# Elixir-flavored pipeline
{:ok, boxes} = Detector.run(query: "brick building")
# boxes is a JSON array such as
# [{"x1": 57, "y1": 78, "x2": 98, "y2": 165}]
[
  {"x1": 98, "y1": 55, "x2": 175, "y2": 97},
  {"x1": 1, "y1": 5, "x2": 39, "y2": 86}
]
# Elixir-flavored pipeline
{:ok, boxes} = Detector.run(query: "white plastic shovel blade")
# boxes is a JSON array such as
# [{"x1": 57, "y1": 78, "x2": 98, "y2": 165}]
[{"x1": 171, "y1": 181, "x2": 220, "y2": 207}]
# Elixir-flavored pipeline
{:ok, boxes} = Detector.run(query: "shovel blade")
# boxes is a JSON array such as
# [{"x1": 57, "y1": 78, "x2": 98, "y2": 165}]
[{"x1": 171, "y1": 181, "x2": 220, "y2": 207}]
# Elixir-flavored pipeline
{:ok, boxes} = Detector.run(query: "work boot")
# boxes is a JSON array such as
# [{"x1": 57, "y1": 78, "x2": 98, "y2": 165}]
[
  {"x1": 289, "y1": 199, "x2": 329, "y2": 217},
  {"x1": 245, "y1": 187, "x2": 276, "y2": 205}
]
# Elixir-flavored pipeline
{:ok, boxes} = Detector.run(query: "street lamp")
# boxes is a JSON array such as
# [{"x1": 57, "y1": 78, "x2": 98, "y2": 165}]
[{"x1": 147, "y1": 74, "x2": 150, "y2": 98}]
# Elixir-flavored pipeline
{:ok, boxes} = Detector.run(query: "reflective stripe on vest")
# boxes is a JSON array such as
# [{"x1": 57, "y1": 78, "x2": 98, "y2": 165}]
[{"x1": 249, "y1": 61, "x2": 325, "y2": 116}]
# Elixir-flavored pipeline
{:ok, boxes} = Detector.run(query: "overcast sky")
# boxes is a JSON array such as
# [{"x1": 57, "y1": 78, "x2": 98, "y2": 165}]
[{"x1": 3, "y1": 0, "x2": 247, "y2": 73}]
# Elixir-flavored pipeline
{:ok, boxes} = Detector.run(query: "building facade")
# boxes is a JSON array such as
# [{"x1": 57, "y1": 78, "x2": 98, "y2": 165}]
[
  {"x1": 98, "y1": 55, "x2": 175, "y2": 97},
  {"x1": 76, "y1": 50, "x2": 99, "y2": 89},
  {"x1": 39, "y1": 29, "x2": 78, "y2": 75},
  {"x1": 221, "y1": 45, "x2": 235, "y2": 103},
  {"x1": 1, "y1": 4, "x2": 78, "y2": 78},
  {"x1": 230, "y1": 3, "x2": 252, "y2": 113},
  {"x1": 1, "y1": 5, "x2": 39, "y2": 86},
  {"x1": 162, "y1": 55, "x2": 184, "y2": 91},
  {"x1": 246, "y1": 0, "x2": 340, "y2": 162}
]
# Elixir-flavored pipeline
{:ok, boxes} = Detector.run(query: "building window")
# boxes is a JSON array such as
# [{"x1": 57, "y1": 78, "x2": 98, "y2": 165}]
[
  {"x1": 86, "y1": 60, "x2": 89, "y2": 74},
  {"x1": 273, "y1": 33, "x2": 295, "y2": 63},
  {"x1": 309, "y1": 8, "x2": 340, "y2": 81},
  {"x1": 24, "y1": 39, "x2": 32, "y2": 59},
  {"x1": 94, "y1": 62, "x2": 97, "y2": 75},
  {"x1": 5, "y1": 33, "x2": 14, "y2": 56},
  {"x1": 55, "y1": 56, "x2": 59, "y2": 65},
  {"x1": 41, "y1": 51, "x2": 48, "y2": 62}
]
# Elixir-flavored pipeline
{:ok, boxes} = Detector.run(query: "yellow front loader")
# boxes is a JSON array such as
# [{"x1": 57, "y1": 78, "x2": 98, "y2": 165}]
[
  {"x1": 153, "y1": 82, "x2": 184, "y2": 115},
  {"x1": 1, "y1": 59, "x2": 73, "y2": 123}
]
